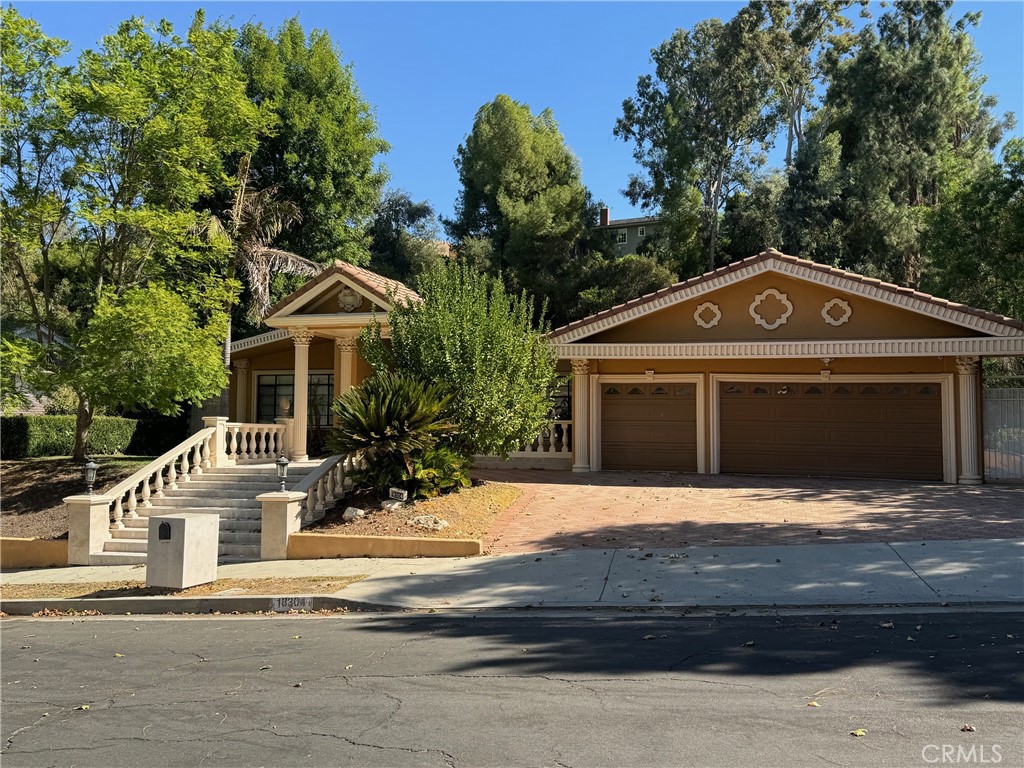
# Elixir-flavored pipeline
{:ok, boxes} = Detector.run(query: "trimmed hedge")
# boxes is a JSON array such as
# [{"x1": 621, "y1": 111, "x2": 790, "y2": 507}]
[
  {"x1": 126, "y1": 414, "x2": 190, "y2": 456},
  {"x1": 0, "y1": 415, "x2": 137, "y2": 459}
]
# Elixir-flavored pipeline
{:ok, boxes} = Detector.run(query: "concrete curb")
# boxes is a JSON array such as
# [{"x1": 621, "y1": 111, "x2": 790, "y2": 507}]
[
  {"x1": 2, "y1": 596, "x2": 1020, "y2": 617},
  {"x1": 0, "y1": 594, "x2": 404, "y2": 616}
]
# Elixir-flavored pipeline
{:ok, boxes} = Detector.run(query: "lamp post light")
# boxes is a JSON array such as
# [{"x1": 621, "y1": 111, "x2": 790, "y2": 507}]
[
  {"x1": 84, "y1": 458, "x2": 99, "y2": 495},
  {"x1": 276, "y1": 454, "x2": 289, "y2": 492}
]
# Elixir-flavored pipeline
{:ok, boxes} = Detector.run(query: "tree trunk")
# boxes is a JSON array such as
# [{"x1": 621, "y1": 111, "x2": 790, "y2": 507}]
[
  {"x1": 72, "y1": 393, "x2": 94, "y2": 462},
  {"x1": 223, "y1": 315, "x2": 232, "y2": 368},
  {"x1": 707, "y1": 211, "x2": 720, "y2": 273}
]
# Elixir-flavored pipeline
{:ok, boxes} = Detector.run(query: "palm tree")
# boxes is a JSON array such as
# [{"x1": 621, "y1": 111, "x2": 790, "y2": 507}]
[{"x1": 207, "y1": 155, "x2": 320, "y2": 365}]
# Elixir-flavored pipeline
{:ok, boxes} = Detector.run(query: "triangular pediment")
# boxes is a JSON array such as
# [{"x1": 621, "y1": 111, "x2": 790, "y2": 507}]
[
  {"x1": 266, "y1": 261, "x2": 420, "y2": 321},
  {"x1": 550, "y1": 251, "x2": 1023, "y2": 345}
]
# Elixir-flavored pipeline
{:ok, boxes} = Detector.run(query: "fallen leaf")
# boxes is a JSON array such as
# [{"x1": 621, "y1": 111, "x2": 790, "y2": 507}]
[
  {"x1": 961, "y1": 724, "x2": 976, "y2": 732},
  {"x1": 75, "y1": 704, "x2": 90, "y2": 711},
  {"x1": 850, "y1": 729, "x2": 867, "y2": 737},
  {"x1": 879, "y1": 621, "x2": 894, "y2": 629},
  {"x1": 114, "y1": 653, "x2": 125, "y2": 658},
  {"x1": 807, "y1": 701, "x2": 821, "y2": 707},
  {"x1": 906, "y1": 636, "x2": 915, "y2": 642},
  {"x1": 345, "y1": 664, "x2": 354, "y2": 669},
  {"x1": 259, "y1": 665, "x2": 271, "y2": 671},
  {"x1": 742, "y1": 641, "x2": 756, "y2": 647},
  {"x1": 291, "y1": 636, "x2": 301, "y2": 640},
  {"x1": 293, "y1": 683, "x2": 302, "y2": 688},
  {"x1": 643, "y1": 634, "x2": 657, "y2": 640}
]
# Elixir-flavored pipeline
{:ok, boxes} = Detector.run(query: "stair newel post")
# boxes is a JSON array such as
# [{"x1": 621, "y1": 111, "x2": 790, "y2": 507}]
[
  {"x1": 153, "y1": 465, "x2": 165, "y2": 498},
  {"x1": 165, "y1": 458, "x2": 178, "y2": 490},
  {"x1": 180, "y1": 447, "x2": 191, "y2": 482},
  {"x1": 126, "y1": 487, "x2": 138, "y2": 519},
  {"x1": 111, "y1": 496, "x2": 124, "y2": 531},
  {"x1": 140, "y1": 474, "x2": 152, "y2": 508}
]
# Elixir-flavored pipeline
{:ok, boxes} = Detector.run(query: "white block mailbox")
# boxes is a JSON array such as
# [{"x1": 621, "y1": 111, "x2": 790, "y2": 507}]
[{"x1": 146, "y1": 513, "x2": 219, "y2": 590}]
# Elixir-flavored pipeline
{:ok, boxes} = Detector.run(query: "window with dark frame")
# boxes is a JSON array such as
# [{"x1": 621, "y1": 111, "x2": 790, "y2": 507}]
[{"x1": 256, "y1": 373, "x2": 334, "y2": 426}]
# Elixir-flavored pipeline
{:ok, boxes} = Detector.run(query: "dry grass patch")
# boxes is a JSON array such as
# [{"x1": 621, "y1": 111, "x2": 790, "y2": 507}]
[
  {"x1": 313, "y1": 482, "x2": 521, "y2": 540},
  {"x1": 0, "y1": 575, "x2": 364, "y2": 601}
]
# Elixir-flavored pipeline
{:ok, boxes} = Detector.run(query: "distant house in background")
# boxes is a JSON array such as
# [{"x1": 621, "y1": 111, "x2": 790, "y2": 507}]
[{"x1": 594, "y1": 208, "x2": 661, "y2": 257}]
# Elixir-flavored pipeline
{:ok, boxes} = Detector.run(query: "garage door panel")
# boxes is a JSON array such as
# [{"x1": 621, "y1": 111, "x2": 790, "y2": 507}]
[
  {"x1": 719, "y1": 381, "x2": 943, "y2": 481},
  {"x1": 602, "y1": 384, "x2": 697, "y2": 472}
]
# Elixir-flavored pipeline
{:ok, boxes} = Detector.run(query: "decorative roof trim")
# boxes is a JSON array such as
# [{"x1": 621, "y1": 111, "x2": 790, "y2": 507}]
[
  {"x1": 548, "y1": 252, "x2": 1024, "y2": 343},
  {"x1": 230, "y1": 329, "x2": 290, "y2": 354},
  {"x1": 553, "y1": 335, "x2": 1024, "y2": 360}
]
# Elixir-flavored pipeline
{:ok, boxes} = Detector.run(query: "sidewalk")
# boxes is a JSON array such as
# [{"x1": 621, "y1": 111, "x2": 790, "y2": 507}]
[{"x1": 2, "y1": 539, "x2": 1022, "y2": 614}]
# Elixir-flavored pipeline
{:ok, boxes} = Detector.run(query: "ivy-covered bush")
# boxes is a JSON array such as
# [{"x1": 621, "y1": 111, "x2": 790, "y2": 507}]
[
  {"x1": 0, "y1": 415, "x2": 137, "y2": 459},
  {"x1": 410, "y1": 445, "x2": 472, "y2": 499}
]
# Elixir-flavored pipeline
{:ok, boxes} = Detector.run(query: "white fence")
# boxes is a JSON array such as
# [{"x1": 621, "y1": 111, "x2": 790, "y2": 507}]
[{"x1": 984, "y1": 387, "x2": 1024, "y2": 480}]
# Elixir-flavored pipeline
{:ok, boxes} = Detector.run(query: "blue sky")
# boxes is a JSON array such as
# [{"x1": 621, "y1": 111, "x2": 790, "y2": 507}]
[{"x1": 15, "y1": 1, "x2": 1024, "y2": 225}]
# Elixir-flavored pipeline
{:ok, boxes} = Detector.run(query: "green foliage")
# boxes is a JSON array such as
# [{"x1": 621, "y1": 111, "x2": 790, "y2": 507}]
[
  {"x1": 778, "y1": 128, "x2": 847, "y2": 262},
  {"x1": 410, "y1": 445, "x2": 472, "y2": 499},
  {"x1": 922, "y1": 139, "x2": 1024, "y2": 322},
  {"x1": 448, "y1": 95, "x2": 589, "y2": 303},
  {"x1": 368, "y1": 189, "x2": 444, "y2": 285},
  {"x1": 0, "y1": 334, "x2": 41, "y2": 415},
  {"x1": 616, "y1": 8, "x2": 781, "y2": 271},
  {"x1": 329, "y1": 371, "x2": 457, "y2": 492},
  {"x1": 361, "y1": 262, "x2": 561, "y2": 458},
  {"x1": 77, "y1": 285, "x2": 229, "y2": 416},
  {"x1": 2, "y1": 9, "x2": 262, "y2": 458},
  {"x1": 721, "y1": 174, "x2": 785, "y2": 259},
  {"x1": 236, "y1": 18, "x2": 389, "y2": 265},
  {"x1": 826, "y1": 1, "x2": 1014, "y2": 283},
  {"x1": 43, "y1": 385, "x2": 106, "y2": 416},
  {"x1": 572, "y1": 254, "x2": 678, "y2": 321},
  {"x1": 0, "y1": 415, "x2": 137, "y2": 459}
]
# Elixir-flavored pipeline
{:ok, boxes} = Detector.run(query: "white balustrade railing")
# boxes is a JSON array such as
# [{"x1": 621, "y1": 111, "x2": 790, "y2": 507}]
[
  {"x1": 293, "y1": 455, "x2": 352, "y2": 524},
  {"x1": 99, "y1": 427, "x2": 215, "y2": 532},
  {"x1": 225, "y1": 422, "x2": 288, "y2": 462},
  {"x1": 512, "y1": 420, "x2": 572, "y2": 456}
]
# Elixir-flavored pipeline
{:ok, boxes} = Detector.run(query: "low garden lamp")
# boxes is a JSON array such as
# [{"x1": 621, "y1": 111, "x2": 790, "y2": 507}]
[
  {"x1": 84, "y1": 459, "x2": 99, "y2": 495},
  {"x1": 276, "y1": 455, "x2": 289, "y2": 491}
]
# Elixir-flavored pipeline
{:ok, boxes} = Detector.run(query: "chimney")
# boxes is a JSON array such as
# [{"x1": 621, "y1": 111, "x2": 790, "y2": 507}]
[{"x1": 599, "y1": 207, "x2": 610, "y2": 227}]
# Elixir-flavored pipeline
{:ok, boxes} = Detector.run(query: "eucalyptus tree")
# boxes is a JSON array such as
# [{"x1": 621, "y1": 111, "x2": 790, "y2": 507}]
[{"x1": 616, "y1": 7, "x2": 781, "y2": 272}]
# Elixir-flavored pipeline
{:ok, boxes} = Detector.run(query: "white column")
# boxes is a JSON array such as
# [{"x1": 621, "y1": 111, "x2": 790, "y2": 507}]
[
  {"x1": 291, "y1": 328, "x2": 314, "y2": 462},
  {"x1": 232, "y1": 358, "x2": 249, "y2": 422},
  {"x1": 571, "y1": 359, "x2": 591, "y2": 472},
  {"x1": 334, "y1": 337, "x2": 358, "y2": 396},
  {"x1": 956, "y1": 356, "x2": 982, "y2": 485}
]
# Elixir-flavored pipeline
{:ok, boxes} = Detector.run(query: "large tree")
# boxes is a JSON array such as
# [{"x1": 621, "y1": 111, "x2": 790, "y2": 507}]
[
  {"x1": 1, "y1": 10, "x2": 262, "y2": 458},
  {"x1": 447, "y1": 95, "x2": 590, "y2": 304},
  {"x1": 616, "y1": 8, "x2": 781, "y2": 272},
  {"x1": 825, "y1": 0, "x2": 1013, "y2": 284},
  {"x1": 235, "y1": 18, "x2": 389, "y2": 266},
  {"x1": 367, "y1": 189, "x2": 445, "y2": 286}
]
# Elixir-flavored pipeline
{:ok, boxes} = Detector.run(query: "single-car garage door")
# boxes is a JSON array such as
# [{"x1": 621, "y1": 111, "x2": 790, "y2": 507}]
[
  {"x1": 719, "y1": 381, "x2": 943, "y2": 481},
  {"x1": 602, "y1": 383, "x2": 697, "y2": 471}
]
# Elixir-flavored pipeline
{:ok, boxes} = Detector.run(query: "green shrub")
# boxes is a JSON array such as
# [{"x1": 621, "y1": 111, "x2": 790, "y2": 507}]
[
  {"x1": 330, "y1": 371, "x2": 459, "y2": 495},
  {"x1": 410, "y1": 445, "x2": 472, "y2": 499},
  {"x1": 126, "y1": 415, "x2": 189, "y2": 455},
  {"x1": 0, "y1": 415, "x2": 137, "y2": 459}
]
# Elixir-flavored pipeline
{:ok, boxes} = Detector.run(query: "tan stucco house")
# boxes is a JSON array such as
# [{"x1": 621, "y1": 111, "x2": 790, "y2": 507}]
[{"x1": 225, "y1": 250, "x2": 1024, "y2": 484}]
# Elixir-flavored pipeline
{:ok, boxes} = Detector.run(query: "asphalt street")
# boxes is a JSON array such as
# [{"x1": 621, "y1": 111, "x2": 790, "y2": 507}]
[{"x1": 2, "y1": 610, "x2": 1021, "y2": 768}]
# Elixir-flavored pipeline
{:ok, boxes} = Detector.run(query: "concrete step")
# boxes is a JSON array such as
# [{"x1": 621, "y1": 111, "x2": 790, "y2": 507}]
[
  {"x1": 123, "y1": 516, "x2": 262, "y2": 533},
  {"x1": 218, "y1": 543, "x2": 260, "y2": 559},
  {"x1": 172, "y1": 480, "x2": 284, "y2": 491},
  {"x1": 111, "y1": 528, "x2": 147, "y2": 540},
  {"x1": 89, "y1": 551, "x2": 146, "y2": 565},
  {"x1": 219, "y1": 531, "x2": 260, "y2": 545},
  {"x1": 205, "y1": 466, "x2": 318, "y2": 477},
  {"x1": 150, "y1": 496, "x2": 260, "y2": 510},
  {"x1": 104, "y1": 540, "x2": 147, "y2": 553},
  {"x1": 141, "y1": 506, "x2": 262, "y2": 521}
]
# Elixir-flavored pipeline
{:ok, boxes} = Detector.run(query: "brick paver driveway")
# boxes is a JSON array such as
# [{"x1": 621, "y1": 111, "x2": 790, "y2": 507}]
[{"x1": 475, "y1": 469, "x2": 1024, "y2": 555}]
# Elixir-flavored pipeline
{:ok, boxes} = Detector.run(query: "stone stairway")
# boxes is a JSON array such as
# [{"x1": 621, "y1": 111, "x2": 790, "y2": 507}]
[{"x1": 94, "y1": 464, "x2": 317, "y2": 565}]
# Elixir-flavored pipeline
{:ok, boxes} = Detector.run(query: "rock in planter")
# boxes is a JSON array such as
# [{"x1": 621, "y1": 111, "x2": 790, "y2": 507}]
[
  {"x1": 342, "y1": 507, "x2": 366, "y2": 523},
  {"x1": 406, "y1": 514, "x2": 449, "y2": 531},
  {"x1": 382, "y1": 500, "x2": 406, "y2": 513}
]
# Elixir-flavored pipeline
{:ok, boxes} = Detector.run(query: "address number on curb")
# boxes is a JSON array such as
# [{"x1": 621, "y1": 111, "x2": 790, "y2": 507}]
[
  {"x1": 389, "y1": 487, "x2": 409, "y2": 501},
  {"x1": 272, "y1": 596, "x2": 313, "y2": 612}
]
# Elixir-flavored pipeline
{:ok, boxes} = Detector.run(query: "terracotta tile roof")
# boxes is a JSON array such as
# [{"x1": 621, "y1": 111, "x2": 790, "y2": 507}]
[
  {"x1": 267, "y1": 260, "x2": 420, "y2": 318},
  {"x1": 548, "y1": 249, "x2": 1024, "y2": 340}
]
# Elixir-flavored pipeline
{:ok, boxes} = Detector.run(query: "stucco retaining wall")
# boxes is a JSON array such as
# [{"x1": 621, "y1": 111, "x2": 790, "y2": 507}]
[{"x1": 1, "y1": 538, "x2": 69, "y2": 569}]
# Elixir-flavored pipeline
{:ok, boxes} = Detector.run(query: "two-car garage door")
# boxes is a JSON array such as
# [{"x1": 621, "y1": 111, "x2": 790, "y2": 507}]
[
  {"x1": 598, "y1": 379, "x2": 944, "y2": 481},
  {"x1": 718, "y1": 381, "x2": 943, "y2": 481}
]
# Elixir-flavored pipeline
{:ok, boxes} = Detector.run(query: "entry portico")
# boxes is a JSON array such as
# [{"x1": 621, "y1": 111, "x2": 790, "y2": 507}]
[{"x1": 227, "y1": 261, "x2": 420, "y2": 460}]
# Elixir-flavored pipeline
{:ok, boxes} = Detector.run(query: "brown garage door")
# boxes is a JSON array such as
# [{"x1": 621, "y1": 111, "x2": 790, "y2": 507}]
[
  {"x1": 602, "y1": 383, "x2": 697, "y2": 471},
  {"x1": 719, "y1": 381, "x2": 943, "y2": 481}
]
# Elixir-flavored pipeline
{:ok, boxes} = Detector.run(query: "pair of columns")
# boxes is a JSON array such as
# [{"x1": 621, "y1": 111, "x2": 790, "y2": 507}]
[
  {"x1": 233, "y1": 330, "x2": 358, "y2": 462},
  {"x1": 569, "y1": 355, "x2": 985, "y2": 484}
]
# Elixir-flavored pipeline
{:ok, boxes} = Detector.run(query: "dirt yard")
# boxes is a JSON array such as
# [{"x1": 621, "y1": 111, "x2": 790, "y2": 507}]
[
  {"x1": 0, "y1": 575, "x2": 365, "y2": 600},
  {"x1": 0, "y1": 457, "x2": 153, "y2": 539}
]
